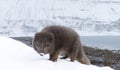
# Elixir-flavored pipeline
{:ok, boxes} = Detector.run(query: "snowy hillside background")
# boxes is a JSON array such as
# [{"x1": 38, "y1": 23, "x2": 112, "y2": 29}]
[{"x1": 0, "y1": 0, "x2": 120, "y2": 36}]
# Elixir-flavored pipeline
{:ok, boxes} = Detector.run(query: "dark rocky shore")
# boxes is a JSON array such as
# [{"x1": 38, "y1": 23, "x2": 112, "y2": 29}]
[{"x1": 11, "y1": 37, "x2": 120, "y2": 70}]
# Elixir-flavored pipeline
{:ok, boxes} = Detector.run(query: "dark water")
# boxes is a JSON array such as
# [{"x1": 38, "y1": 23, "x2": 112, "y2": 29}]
[
  {"x1": 12, "y1": 36, "x2": 120, "y2": 50},
  {"x1": 81, "y1": 36, "x2": 120, "y2": 50}
]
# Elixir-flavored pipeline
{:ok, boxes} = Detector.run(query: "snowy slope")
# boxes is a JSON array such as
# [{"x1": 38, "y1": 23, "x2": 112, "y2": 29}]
[
  {"x1": 0, "y1": 0, "x2": 120, "y2": 36},
  {"x1": 0, "y1": 36, "x2": 113, "y2": 70}
]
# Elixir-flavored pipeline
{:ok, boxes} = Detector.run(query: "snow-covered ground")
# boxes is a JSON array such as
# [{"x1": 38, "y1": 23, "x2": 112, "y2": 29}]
[
  {"x1": 0, "y1": 36, "x2": 113, "y2": 70},
  {"x1": 0, "y1": 0, "x2": 120, "y2": 36}
]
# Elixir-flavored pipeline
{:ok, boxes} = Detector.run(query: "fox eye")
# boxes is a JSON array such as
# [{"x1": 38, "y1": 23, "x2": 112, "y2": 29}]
[{"x1": 49, "y1": 37, "x2": 53, "y2": 42}]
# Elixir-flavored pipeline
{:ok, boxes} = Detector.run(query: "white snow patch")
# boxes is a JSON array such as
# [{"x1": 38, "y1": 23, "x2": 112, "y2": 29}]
[{"x1": 0, "y1": 36, "x2": 113, "y2": 70}]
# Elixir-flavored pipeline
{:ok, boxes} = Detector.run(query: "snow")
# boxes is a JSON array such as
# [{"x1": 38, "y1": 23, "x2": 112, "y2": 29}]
[
  {"x1": 76, "y1": 30, "x2": 120, "y2": 36},
  {"x1": 0, "y1": 36, "x2": 113, "y2": 70},
  {"x1": 0, "y1": 0, "x2": 120, "y2": 36}
]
